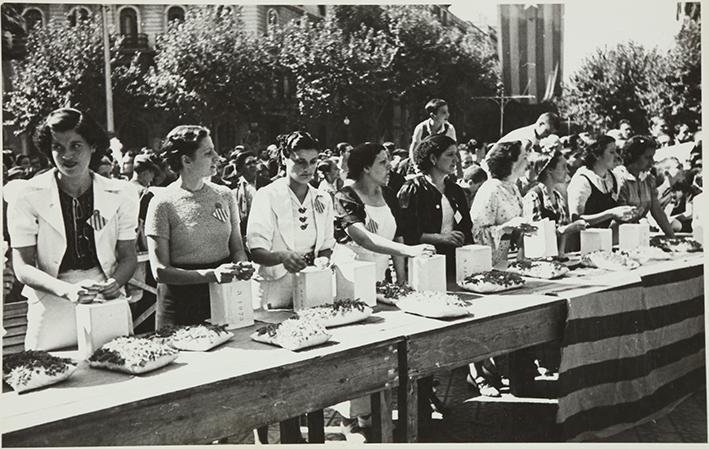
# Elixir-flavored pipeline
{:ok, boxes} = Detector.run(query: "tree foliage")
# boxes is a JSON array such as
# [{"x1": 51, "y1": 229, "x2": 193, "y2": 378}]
[
  {"x1": 146, "y1": 6, "x2": 273, "y2": 127},
  {"x1": 559, "y1": 12, "x2": 701, "y2": 133}
]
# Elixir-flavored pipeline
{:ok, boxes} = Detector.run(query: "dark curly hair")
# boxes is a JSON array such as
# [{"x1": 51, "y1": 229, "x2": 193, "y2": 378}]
[
  {"x1": 33, "y1": 108, "x2": 110, "y2": 171},
  {"x1": 582, "y1": 135, "x2": 616, "y2": 169},
  {"x1": 621, "y1": 135, "x2": 656, "y2": 167},
  {"x1": 347, "y1": 142, "x2": 386, "y2": 180},
  {"x1": 533, "y1": 150, "x2": 565, "y2": 183},
  {"x1": 276, "y1": 131, "x2": 320, "y2": 159},
  {"x1": 413, "y1": 134, "x2": 457, "y2": 172},
  {"x1": 486, "y1": 141, "x2": 523, "y2": 180},
  {"x1": 160, "y1": 125, "x2": 211, "y2": 173}
]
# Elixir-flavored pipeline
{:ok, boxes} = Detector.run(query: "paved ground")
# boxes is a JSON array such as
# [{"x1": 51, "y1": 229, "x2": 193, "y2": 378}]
[{"x1": 231, "y1": 365, "x2": 706, "y2": 444}]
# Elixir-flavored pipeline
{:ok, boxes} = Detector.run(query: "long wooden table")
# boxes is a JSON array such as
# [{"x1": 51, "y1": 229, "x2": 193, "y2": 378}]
[{"x1": 2, "y1": 253, "x2": 705, "y2": 446}]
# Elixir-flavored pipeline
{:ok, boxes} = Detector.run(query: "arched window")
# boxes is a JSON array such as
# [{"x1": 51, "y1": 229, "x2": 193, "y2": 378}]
[
  {"x1": 118, "y1": 7, "x2": 139, "y2": 36},
  {"x1": 266, "y1": 8, "x2": 279, "y2": 28},
  {"x1": 22, "y1": 8, "x2": 44, "y2": 31},
  {"x1": 67, "y1": 6, "x2": 91, "y2": 27},
  {"x1": 166, "y1": 5, "x2": 185, "y2": 25}
]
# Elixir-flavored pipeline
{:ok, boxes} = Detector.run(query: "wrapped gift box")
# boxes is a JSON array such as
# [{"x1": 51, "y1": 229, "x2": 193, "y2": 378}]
[
  {"x1": 580, "y1": 229, "x2": 612, "y2": 254},
  {"x1": 408, "y1": 254, "x2": 446, "y2": 292},
  {"x1": 209, "y1": 279, "x2": 255, "y2": 329},
  {"x1": 523, "y1": 219, "x2": 559, "y2": 259},
  {"x1": 76, "y1": 298, "x2": 132, "y2": 359},
  {"x1": 455, "y1": 245, "x2": 492, "y2": 284},
  {"x1": 618, "y1": 223, "x2": 651, "y2": 251},
  {"x1": 335, "y1": 261, "x2": 377, "y2": 307},
  {"x1": 293, "y1": 267, "x2": 335, "y2": 311}
]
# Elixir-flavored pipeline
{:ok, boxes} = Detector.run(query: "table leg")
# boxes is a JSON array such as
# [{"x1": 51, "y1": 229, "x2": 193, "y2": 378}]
[
  {"x1": 279, "y1": 417, "x2": 304, "y2": 444},
  {"x1": 307, "y1": 409, "x2": 325, "y2": 443},
  {"x1": 370, "y1": 389, "x2": 394, "y2": 443},
  {"x1": 418, "y1": 376, "x2": 433, "y2": 436}
]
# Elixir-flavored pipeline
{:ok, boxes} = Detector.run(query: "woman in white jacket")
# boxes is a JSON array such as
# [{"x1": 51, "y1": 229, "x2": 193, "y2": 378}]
[
  {"x1": 247, "y1": 131, "x2": 335, "y2": 310},
  {"x1": 7, "y1": 108, "x2": 138, "y2": 350}
]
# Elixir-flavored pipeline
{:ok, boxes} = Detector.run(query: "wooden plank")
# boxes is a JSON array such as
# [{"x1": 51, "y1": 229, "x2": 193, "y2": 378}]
[
  {"x1": 3, "y1": 302, "x2": 28, "y2": 319},
  {"x1": 2, "y1": 334, "x2": 25, "y2": 348},
  {"x1": 3, "y1": 340, "x2": 399, "y2": 447},
  {"x1": 127, "y1": 278, "x2": 157, "y2": 295},
  {"x1": 3, "y1": 325, "x2": 27, "y2": 338},
  {"x1": 3, "y1": 316, "x2": 27, "y2": 328},
  {"x1": 3, "y1": 343, "x2": 25, "y2": 354},
  {"x1": 370, "y1": 389, "x2": 394, "y2": 443},
  {"x1": 406, "y1": 301, "x2": 566, "y2": 378},
  {"x1": 133, "y1": 303, "x2": 156, "y2": 329}
]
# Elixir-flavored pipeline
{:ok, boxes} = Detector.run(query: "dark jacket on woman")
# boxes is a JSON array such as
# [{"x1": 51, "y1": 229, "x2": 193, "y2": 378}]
[
  {"x1": 397, "y1": 174, "x2": 473, "y2": 271},
  {"x1": 334, "y1": 185, "x2": 403, "y2": 244}
]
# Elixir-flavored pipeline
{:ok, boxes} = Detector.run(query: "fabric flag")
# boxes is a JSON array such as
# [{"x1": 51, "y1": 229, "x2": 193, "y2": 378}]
[
  {"x1": 556, "y1": 264, "x2": 705, "y2": 441},
  {"x1": 365, "y1": 219, "x2": 379, "y2": 234},
  {"x1": 87, "y1": 210, "x2": 107, "y2": 231},
  {"x1": 314, "y1": 196, "x2": 325, "y2": 214},
  {"x1": 213, "y1": 202, "x2": 229, "y2": 222}
]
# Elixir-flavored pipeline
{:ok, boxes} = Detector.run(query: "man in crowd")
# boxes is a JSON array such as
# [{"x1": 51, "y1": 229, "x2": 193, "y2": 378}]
[
  {"x1": 676, "y1": 123, "x2": 694, "y2": 144},
  {"x1": 498, "y1": 112, "x2": 560, "y2": 152},
  {"x1": 129, "y1": 153, "x2": 159, "y2": 197}
]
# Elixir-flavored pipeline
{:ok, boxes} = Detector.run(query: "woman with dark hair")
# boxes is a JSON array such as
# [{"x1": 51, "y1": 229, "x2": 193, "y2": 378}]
[
  {"x1": 246, "y1": 131, "x2": 335, "y2": 309},
  {"x1": 7, "y1": 108, "x2": 138, "y2": 350},
  {"x1": 470, "y1": 140, "x2": 535, "y2": 268},
  {"x1": 615, "y1": 135, "x2": 675, "y2": 236},
  {"x1": 567, "y1": 135, "x2": 636, "y2": 228},
  {"x1": 145, "y1": 125, "x2": 248, "y2": 328},
  {"x1": 523, "y1": 150, "x2": 587, "y2": 254},
  {"x1": 335, "y1": 142, "x2": 434, "y2": 282},
  {"x1": 398, "y1": 134, "x2": 473, "y2": 272}
]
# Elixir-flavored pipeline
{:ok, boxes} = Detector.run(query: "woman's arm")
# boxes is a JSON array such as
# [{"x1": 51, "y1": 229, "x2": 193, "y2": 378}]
[
  {"x1": 227, "y1": 189, "x2": 248, "y2": 262},
  {"x1": 346, "y1": 222, "x2": 418, "y2": 257},
  {"x1": 147, "y1": 236, "x2": 218, "y2": 284},
  {"x1": 650, "y1": 190, "x2": 676, "y2": 237},
  {"x1": 100, "y1": 239, "x2": 138, "y2": 298},
  {"x1": 392, "y1": 237, "x2": 407, "y2": 283},
  {"x1": 12, "y1": 246, "x2": 99, "y2": 302}
]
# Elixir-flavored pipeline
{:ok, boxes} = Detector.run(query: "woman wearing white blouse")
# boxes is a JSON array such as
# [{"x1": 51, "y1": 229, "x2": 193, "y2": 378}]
[
  {"x1": 7, "y1": 109, "x2": 137, "y2": 350},
  {"x1": 247, "y1": 131, "x2": 335, "y2": 310}
]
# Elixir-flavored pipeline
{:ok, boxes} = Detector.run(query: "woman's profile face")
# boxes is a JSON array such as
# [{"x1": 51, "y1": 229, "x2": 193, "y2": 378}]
[
  {"x1": 600, "y1": 142, "x2": 618, "y2": 169},
  {"x1": 509, "y1": 145, "x2": 528, "y2": 179},
  {"x1": 286, "y1": 148, "x2": 320, "y2": 185},
  {"x1": 184, "y1": 136, "x2": 218, "y2": 178},
  {"x1": 433, "y1": 145, "x2": 458, "y2": 175},
  {"x1": 550, "y1": 155, "x2": 569, "y2": 184},
  {"x1": 50, "y1": 129, "x2": 94, "y2": 179},
  {"x1": 364, "y1": 150, "x2": 391, "y2": 186}
]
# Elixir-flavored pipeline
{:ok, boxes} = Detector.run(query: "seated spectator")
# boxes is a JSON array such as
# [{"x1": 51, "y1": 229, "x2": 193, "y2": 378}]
[{"x1": 460, "y1": 164, "x2": 487, "y2": 206}]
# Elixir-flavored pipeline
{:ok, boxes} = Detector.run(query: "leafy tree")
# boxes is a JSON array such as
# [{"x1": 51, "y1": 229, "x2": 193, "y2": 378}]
[
  {"x1": 145, "y1": 6, "x2": 273, "y2": 129},
  {"x1": 3, "y1": 13, "x2": 149, "y2": 137},
  {"x1": 559, "y1": 11, "x2": 701, "y2": 134},
  {"x1": 558, "y1": 42, "x2": 666, "y2": 133}
]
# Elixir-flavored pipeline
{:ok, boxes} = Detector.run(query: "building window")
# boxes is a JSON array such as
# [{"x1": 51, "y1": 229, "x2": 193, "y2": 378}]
[
  {"x1": 22, "y1": 8, "x2": 44, "y2": 31},
  {"x1": 119, "y1": 7, "x2": 139, "y2": 36},
  {"x1": 318, "y1": 5, "x2": 326, "y2": 16},
  {"x1": 67, "y1": 6, "x2": 91, "y2": 27},
  {"x1": 166, "y1": 5, "x2": 185, "y2": 25},
  {"x1": 266, "y1": 8, "x2": 279, "y2": 28}
]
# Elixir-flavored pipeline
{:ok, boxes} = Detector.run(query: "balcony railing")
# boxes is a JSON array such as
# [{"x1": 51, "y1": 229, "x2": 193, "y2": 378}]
[{"x1": 119, "y1": 33, "x2": 149, "y2": 50}]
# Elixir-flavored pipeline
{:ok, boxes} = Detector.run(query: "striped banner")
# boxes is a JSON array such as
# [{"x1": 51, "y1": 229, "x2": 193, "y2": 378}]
[
  {"x1": 556, "y1": 264, "x2": 705, "y2": 441},
  {"x1": 497, "y1": 4, "x2": 563, "y2": 101}
]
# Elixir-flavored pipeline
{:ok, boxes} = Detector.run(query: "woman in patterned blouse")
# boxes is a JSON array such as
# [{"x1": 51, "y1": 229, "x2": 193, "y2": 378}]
[
  {"x1": 523, "y1": 150, "x2": 587, "y2": 255},
  {"x1": 470, "y1": 141, "x2": 536, "y2": 268}
]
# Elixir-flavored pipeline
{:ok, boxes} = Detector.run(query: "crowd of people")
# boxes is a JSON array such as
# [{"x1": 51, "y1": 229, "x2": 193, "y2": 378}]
[{"x1": 2, "y1": 101, "x2": 704, "y2": 439}]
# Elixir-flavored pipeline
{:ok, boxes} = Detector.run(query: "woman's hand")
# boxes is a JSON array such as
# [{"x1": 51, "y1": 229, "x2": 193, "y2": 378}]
[
  {"x1": 405, "y1": 244, "x2": 437, "y2": 258},
  {"x1": 213, "y1": 263, "x2": 239, "y2": 283},
  {"x1": 99, "y1": 277, "x2": 122, "y2": 299},
  {"x1": 610, "y1": 205, "x2": 638, "y2": 221},
  {"x1": 65, "y1": 279, "x2": 103, "y2": 304},
  {"x1": 563, "y1": 219, "x2": 588, "y2": 234},
  {"x1": 279, "y1": 251, "x2": 308, "y2": 273},
  {"x1": 501, "y1": 216, "x2": 530, "y2": 235},
  {"x1": 438, "y1": 231, "x2": 465, "y2": 247}
]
